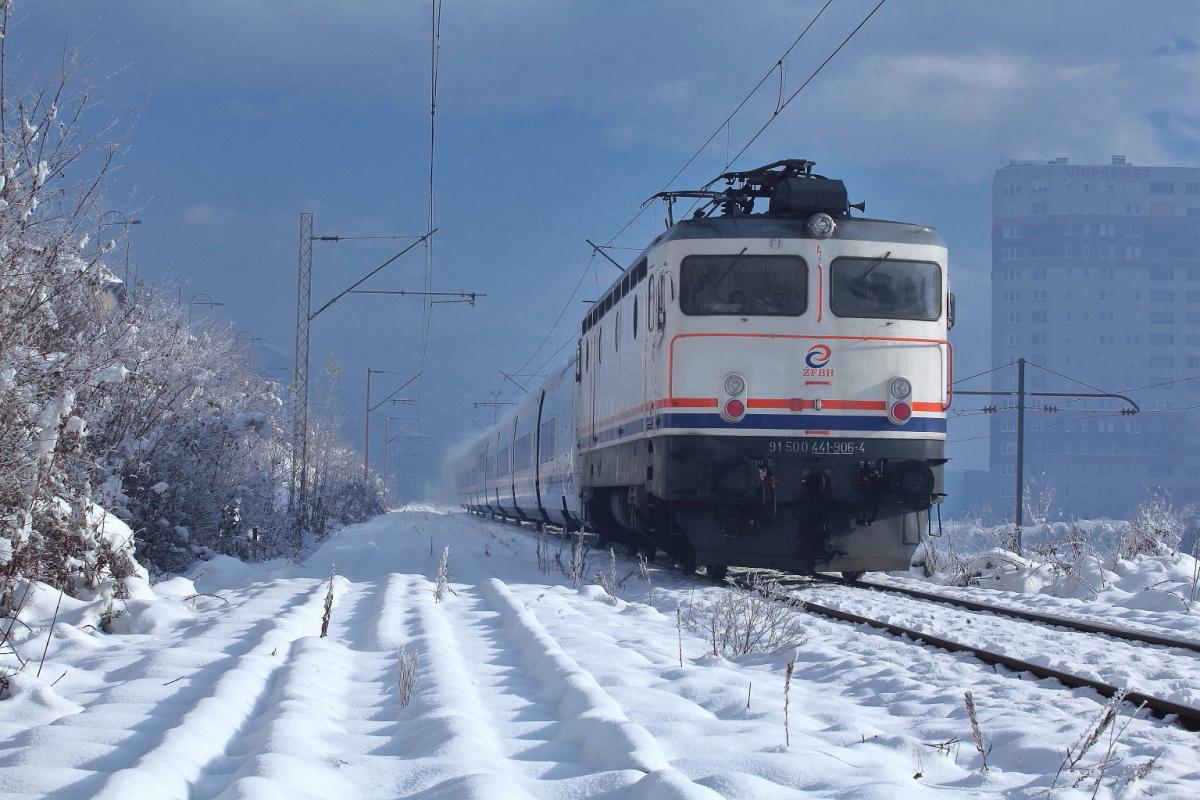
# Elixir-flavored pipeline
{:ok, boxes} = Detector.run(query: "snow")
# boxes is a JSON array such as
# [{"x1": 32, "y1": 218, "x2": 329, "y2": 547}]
[
  {"x1": 94, "y1": 364, "x2": 129, "y2": 384},
  {"x1": 1, "y1": 509, "x2": 1196, "y2": 798}
]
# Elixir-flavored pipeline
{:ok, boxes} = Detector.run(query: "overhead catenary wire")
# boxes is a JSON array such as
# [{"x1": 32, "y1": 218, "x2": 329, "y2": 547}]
[
  {"x1": 699, "y1": 0, "x2": 888, "y2": 190},
  {"x1": 503, "y1": 3, "x2": 843, "y2": 385},
  {"x1": 603, "y1": 0, "x2": 836, "y2": 249},
  {"x1": 416, "y1": 0, "x2": 444, "y2": 408}
]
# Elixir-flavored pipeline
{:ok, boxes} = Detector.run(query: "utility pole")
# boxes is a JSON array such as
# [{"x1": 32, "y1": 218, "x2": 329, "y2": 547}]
[
  {"x1": 288, "y1": 216, "x2": 434, "y2": 538},
  {"x1": 364, "y1": 371, "x2": 423, "y2": 482},
  {"x1": 288, "y1": 213, "x2": 313, "y2": 538},
  {"x1": 958, "y1": 358, "x2": 1139, "y2": 555},
  {"x1": 1015, "y1": 357, "x2": 1025, "y2": 541}
]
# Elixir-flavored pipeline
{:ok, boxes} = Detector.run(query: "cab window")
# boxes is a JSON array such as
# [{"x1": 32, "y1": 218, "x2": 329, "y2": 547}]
[
  {"x1": 829, "y1": 256, "x2": 941, "y2": 321},
  {"x1": 680, "y1": 254, "x2": 807, "y2": 316}
]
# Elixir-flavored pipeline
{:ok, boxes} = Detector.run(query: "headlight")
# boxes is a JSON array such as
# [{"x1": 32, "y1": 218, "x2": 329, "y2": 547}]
[
  {"x1": 890, "y1": 377, "x2": 912, "y2": 399},
  {"x1": 807, "y1": 212, "x2": 836, "y2": 239},
  {"x1": 724, "y1": 373, "x2": 746, "y2": 396}
]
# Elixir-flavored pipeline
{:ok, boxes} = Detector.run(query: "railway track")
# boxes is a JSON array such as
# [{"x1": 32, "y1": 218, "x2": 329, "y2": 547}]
[
  {"x1": 729, "y1": 573, "x2": 1200, "y2": 732},
  {"x1": 479, "y1": 514, "x2": 1200, "y2": 732},
  {"x1": 823, "y1": 574, "x2": 1200, "y2": 655}
]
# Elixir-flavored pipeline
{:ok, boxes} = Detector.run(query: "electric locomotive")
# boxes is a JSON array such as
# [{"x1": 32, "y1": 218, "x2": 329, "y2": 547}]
[{"x1": 452, "y1": 160, "x2": 952, "y2": 579}]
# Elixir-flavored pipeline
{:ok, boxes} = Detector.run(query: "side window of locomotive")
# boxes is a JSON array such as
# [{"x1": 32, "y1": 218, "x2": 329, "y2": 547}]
[
  {"x1": 647, "y1": 275, "x2": 655, "y2": 331},
  {"x1": 539, "y1": 418, "x2": 556, "y2": 462},
  {"x1": 633, "y1": 296, "x2": 638, "y2": 338},
  {"x1": 680, "y1": 254, "x2": 807, "y2": 316},
  {"x1": 829, "y1": 257, "x2": 941, "y2": 321}
]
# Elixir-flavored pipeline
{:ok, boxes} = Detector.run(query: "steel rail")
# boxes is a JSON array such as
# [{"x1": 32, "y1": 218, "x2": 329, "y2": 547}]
[
  {"x1": 735, "y1": 579, "x2": 1200, "y2": 732},
  {"x1": 821, "y1": 575, "x2": 1200, "y2": 655}
]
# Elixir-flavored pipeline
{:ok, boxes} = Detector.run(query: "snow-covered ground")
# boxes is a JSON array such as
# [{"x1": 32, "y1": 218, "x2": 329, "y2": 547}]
[{"x1": 2, "y1": 509, "x2": 1198, "y2": 798}]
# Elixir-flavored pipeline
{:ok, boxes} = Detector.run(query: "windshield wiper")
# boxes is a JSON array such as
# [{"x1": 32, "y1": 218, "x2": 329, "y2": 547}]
[
  {"x1": 713, "y1": 246, "x2": 750, "y2": 289},
  {"x1": 853, "y1": 250, "x2": 892, "y2": 287}
]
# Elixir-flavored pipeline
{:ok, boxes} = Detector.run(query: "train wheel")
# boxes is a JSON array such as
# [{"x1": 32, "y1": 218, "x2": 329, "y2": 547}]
[
  {"x1": 841, "y1": 571, "x2": 865, "y2": 582},
  {"x1": 705, "y1": 564, "x2": 728, "y2": 582},
  {"x1": 677, "y1": 551, "x2": 697, "y2": 575}
]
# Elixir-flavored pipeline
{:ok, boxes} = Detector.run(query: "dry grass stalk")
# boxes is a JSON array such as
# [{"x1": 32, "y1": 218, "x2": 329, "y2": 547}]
[
  {"x1": 1045, "y1": 688, "x2": 1129, "y2": 798},
  {"x1": 434, "y1": 546, "x2": 450, "y2": 603},
  {"x1": 637, "y1": 551, "x2": 652, "y2": 605},
  {"x1": 36, "y1": 586, "x2": 64, "y2": 678},
  {"x1": 963, "y1": 691, "x2": 989, "y2": 771},
  {"x1": 397, "y1": 648, "x2": 419, "y2": 707},
  {"x1": 676, "y1": 606, "x2": 683, "y2": 668},
  {"x1": 319, "y1": 571, "x2": 334, "y2": 638},
  {"x1": 784, "y1": 657, "x2": 795, "y2": 748}
]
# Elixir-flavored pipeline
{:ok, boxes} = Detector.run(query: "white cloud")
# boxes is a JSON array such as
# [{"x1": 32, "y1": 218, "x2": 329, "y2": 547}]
[{"x1": 182, "y1": 202, "x2": 233, "y2": 227}]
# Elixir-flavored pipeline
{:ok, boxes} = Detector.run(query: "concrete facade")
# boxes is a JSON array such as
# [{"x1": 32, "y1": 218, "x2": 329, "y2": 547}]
[{"x1": 990, "y1": 157, "x2": 1200, "y2": 519}]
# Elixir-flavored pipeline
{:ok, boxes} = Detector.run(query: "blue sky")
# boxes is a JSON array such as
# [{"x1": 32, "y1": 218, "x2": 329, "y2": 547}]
[{"x1": 11, "y1": 1, "x2": 1200, "y2": 490}]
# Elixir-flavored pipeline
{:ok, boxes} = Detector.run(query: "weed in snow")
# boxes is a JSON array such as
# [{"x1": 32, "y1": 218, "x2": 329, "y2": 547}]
[
  {"x1": 1046, "y1": 688, "x2": 1150, "y2": 798},
  {"x1": 434, "y1": 546, "x2": 450, "y2": 603},
  {"x1": 783, "y1": 657, "x2": 795, "y2": 748},
  {"x1": 320, "y1": 571, "x2": 334, "y2": 638},
  {"x1": 397, "y1": 648, "x2": 419, "y2": 707},
  {"x1": 963, "y1": 691, "x2": 990, "y2": 771},
  {"x1": 680, "y1": 581, "x2": 807, "y2": 658}
]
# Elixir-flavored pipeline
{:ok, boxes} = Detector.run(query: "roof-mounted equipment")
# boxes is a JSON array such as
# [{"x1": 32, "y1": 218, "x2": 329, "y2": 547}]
[{"x1": 645, "y1": 159, "x2": 865, "y2": 225}]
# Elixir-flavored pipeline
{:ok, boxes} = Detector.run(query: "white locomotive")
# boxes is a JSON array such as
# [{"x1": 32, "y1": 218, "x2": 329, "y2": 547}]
[{"x1": 451, "y1": 160, "x2": 952, "y2": 579}]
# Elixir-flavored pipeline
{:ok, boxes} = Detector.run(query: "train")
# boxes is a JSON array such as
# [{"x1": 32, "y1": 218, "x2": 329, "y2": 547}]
[{"x1": 450, "y1": 160, "x2": 952, "y2": 580}]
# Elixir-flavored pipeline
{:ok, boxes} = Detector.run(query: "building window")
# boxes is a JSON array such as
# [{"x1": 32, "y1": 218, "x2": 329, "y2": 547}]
[
  {"x1": 1002, "y1": 312, "x2": 1022, "y2": 324},
  {"x1": 1002, "y1": 225, "x2": 1019, "y2": 239},
  {"x1": 1186, "y1": 182, "x2": 1200, "y2": 195},
  {"x1": 1126, "y1": 223, "x2": 1143, "y2": 237},
  {"x1": 1150, "y1": 290, "x2": 1174, "y2": 302},
  {"x1": 1032, "y1": 310, "x2": 1047, "y2": 323},
  {"x1": 1149, "y1": 333, "x2": 1174, "y2": 345},
  {"x1": 1032, "y1": 202, "x2": 1048, "y2": 215},
  {"x1": 1150, "y1": 268, "x2": 1174, "y2": 281},
  {"x1": 1187, "y1": 290, "x2": 1200, "y2": 303},
  {"x1": 1032, "y1": 267, "x2": 1046, "y2": 279},
  {"x1": 1002, "y1": 290, "x2": 1021, "y2": 302},
  {"x1": 1031, "y1": 331, "x2": 1047, "y2": 345},
  {"x1": 1150, "y1": 182, "x2": 1175, "y2": 195},
  {"x1": 1001, "y1": 269, "x2": 1020, "y2": 281},
  {"x1": 1001, "y1": 247, "x2": 1019, "y2": 260},
  {"x1": 1149, "y1": 311, "x2": 1175, "y2": 324},
  {"x1": 1125, "y1": 245, "x2": 1142, "y2": 258}
]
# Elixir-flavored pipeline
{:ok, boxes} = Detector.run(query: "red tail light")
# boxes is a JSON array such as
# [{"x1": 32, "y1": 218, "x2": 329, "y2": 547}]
[
  {"x1": 888, "y1": 401, "x2": 912, "y2": 425},
  {"x1": 724, "y1": 397, "x2": 746, "y2": 421}
]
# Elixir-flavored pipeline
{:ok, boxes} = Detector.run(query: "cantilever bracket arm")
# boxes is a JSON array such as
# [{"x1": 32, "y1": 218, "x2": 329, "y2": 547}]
[
  {"x1": 956, "y1": 389, "x2": 1140, "y2": 413},
  {"x1": 585, "y1": 239, "x2": 625, "y2": 273},
  {"x1": 309, "y1": 229, "x2": 437, "y2": 321},
  {"x1": 371, "y1": 371, "x2": 424, "y2": 413}
]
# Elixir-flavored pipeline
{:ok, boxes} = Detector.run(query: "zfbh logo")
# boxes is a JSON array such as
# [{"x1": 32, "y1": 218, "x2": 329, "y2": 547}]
[{"x1": 804, "y1": 344, "x2": 832, "y2": 369}]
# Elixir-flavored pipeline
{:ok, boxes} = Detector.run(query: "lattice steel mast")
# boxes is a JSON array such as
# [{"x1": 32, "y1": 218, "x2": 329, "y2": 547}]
[{"x1": 288, "y1": 212, "x2": 314, "y2": 540}]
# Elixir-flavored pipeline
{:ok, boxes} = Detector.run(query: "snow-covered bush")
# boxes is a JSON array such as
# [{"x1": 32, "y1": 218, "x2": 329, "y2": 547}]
[
  {"x1": 681, "y1": 581, "x2": 807, "y2": 658},
  {"x1": 1119, "y1": 493, "x2": 1183, "y2": 559},
  {"x1": 0, "y1": 41, "x2": 382, "y2": 596}
]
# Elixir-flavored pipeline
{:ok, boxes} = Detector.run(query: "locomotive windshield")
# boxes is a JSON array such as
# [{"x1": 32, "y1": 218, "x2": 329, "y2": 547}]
[
  {"x1": 680, "y1": 254, "x2": 807, "y2": 316},
  {"x1": 829, "y1": 256, "x2": 941, "y2": 321}
]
